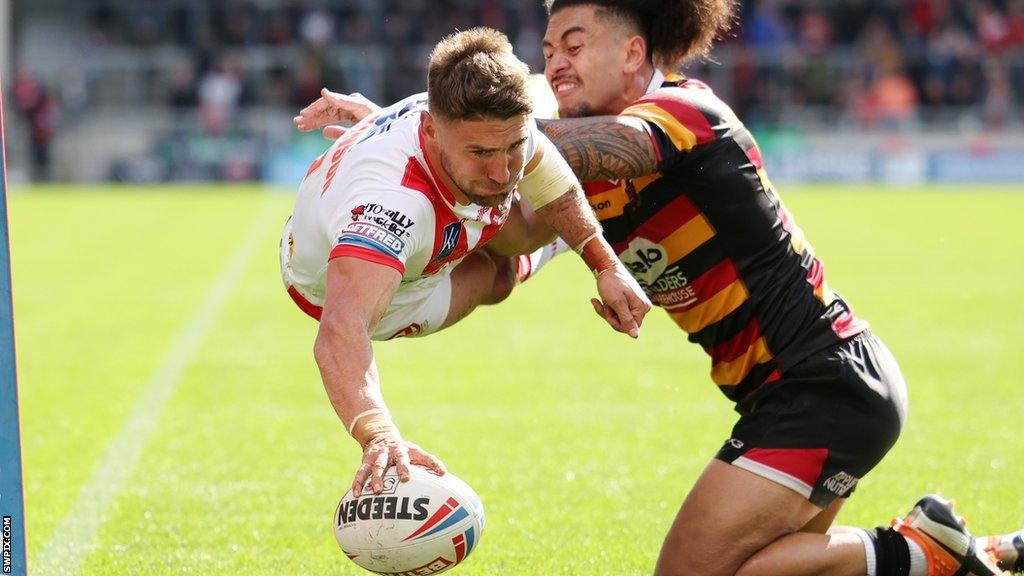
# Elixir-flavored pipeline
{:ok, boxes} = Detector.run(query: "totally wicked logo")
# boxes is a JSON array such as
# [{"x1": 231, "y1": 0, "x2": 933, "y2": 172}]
[{"x1": 351, "y1": 203, "x2": 415, "y2": 237}]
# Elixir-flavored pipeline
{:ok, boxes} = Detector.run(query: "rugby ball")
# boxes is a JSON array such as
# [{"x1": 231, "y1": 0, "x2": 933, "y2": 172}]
[{"x1": 334, "y1": 466, "x2": 485, "y2": 575}]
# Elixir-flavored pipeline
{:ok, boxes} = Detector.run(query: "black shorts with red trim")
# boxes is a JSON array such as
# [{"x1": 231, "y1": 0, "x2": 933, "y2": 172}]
[{"x1": 715, "y1": 331, "x2": 907, "y2": 508}]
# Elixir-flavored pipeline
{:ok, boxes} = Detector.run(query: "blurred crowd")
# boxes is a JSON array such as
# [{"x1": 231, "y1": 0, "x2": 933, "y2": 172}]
[
  {"x1": 7, "y1": 0, "x2": 1024, "y2": 181},
  {"x1": 725, "y1": 0, "x2": 1024, "y2": 129},
  {"x1": 14, "y1": 0, "x2": 1024, "y2": 127},
  {"x1": 70, "y1": 0, "x2": 552, "y2": 126}
]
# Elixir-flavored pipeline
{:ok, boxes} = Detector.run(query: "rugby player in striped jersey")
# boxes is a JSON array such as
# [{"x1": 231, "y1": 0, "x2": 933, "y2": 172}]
[{"x1": 532, "y1": 2, "x2": 1020, "y2": 575}]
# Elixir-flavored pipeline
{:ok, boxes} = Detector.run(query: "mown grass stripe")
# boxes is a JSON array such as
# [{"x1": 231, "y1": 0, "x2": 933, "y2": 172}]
[{"x1": 34, "y1": 197, "x2": 280, "y2": 576}]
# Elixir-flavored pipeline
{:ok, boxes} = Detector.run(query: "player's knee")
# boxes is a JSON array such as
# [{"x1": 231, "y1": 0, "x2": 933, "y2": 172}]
[
  {"x1": 655, "y1": 548, "x2": 735, "y2": 576},
  {"x1": 734, "y1": 553, "x2": 773, "y2": 576},
  {"x1": 655, "y1": 559, "x2": 730, "y2": 576}
]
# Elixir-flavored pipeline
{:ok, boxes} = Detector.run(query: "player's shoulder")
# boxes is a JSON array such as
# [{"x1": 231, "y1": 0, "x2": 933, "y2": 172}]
[
  {"x1": 338, "y1": 119, "x2": 422, "y2": 181},
  {"x1": 326, "y1": 148, "x2": 435, "y2": 221},
  {"x1": 362, "y1": 93, "x2": 429, "y2": 137},
  {"x1": 623, "y1": 74, "x2": 742, "y2": 148},
  {"x1": 628, "y1": 74, "x2": 734, "y2": 123}
]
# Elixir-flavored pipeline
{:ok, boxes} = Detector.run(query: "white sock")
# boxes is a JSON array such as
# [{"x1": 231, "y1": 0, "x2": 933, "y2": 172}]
[
  {"x1": 855, "y1": 529, "x2": 877, "y2": 576},
  {"x1": 516, "y1": 238, "x2": 569, "y2": 282},
  {"x1": 906, "y1": 536, "x2": 928, "y2": 576}
]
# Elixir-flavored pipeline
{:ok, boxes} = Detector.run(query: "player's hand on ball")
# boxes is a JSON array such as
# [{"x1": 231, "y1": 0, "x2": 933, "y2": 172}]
[
  {"x1": 293, "y1": 89, "x2": 381, "y2": 139},
  {"x1": 352, "y1": 435, "x2": 446, "y2": 497},
  {"x1": 593, "y1": 265, "x2": 651, "y2": 339}
]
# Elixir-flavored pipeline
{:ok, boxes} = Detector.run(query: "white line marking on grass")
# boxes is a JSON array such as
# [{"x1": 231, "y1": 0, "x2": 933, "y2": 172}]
[{"x1": 35, "y1": 197, "x2": 282, "y2": 576}]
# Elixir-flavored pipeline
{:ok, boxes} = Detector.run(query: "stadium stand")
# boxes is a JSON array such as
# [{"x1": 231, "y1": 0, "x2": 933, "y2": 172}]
[{"x1": 3, "y1": 0, "x2": 1023, "y2": 183}]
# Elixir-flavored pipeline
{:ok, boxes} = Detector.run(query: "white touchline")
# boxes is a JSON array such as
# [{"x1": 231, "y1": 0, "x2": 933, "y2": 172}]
[{"x1": 35, "y1": 197, "x2": 282, "y2": 576}]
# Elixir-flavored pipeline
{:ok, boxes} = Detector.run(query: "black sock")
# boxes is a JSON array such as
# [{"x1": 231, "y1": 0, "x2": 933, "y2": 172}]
[
  {"x1": 868, "y1": 527, "x2": 912, "y2": 576},
  {"x1": 1010, "y1": 533, "x2": 1023, "y2": 572}
]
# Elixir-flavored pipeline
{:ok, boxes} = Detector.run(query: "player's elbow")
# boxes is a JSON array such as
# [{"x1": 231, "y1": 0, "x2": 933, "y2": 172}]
[
  {"x1": 313, "y1": 313, "x2": 367, "y2": 366},
  {"x1": 312, "y1": 324, "x2": 337, "y2": 368}
]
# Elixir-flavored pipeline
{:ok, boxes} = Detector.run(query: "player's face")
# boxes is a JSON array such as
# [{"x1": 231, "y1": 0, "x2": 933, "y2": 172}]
[
  {"x1": 543, "y1": 5, "x2": 632, "y2": 118},
  {"x1": 431, "y1": 114, "x2": 530, "y2": 208}
]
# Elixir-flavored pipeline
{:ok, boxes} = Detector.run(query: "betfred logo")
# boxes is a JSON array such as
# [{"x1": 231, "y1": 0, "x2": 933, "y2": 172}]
[
  {"x1": 339, "y1": 222, "x2": 406, "y2": 258},
  {"x1": 337, "y1": 496, "x2": 430, "y2": 526}
]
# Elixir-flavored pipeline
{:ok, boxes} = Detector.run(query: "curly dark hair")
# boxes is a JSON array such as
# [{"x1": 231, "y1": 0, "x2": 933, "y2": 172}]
[{"x1": 544, "y1": 0, "x2": 738, "y2": 69}]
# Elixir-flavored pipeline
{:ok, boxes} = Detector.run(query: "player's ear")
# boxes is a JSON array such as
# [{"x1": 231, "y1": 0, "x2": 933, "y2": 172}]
[
  {"x1": 623, "y1": 34, "x2": 648, "y2": 74},
  {"x1": 421, "y1": 111, "x2": 438, "y2": 142}
]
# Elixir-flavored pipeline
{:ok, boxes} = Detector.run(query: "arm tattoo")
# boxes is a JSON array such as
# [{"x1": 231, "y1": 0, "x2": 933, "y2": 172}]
[{"x1": 536, "y1": 116, "x2": 659, "y2": 181}]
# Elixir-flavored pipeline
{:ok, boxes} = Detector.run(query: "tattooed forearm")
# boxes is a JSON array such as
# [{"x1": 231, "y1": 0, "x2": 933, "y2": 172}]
[{"x1": 536, "y1": 117, "x2": 659, "y2": 181}]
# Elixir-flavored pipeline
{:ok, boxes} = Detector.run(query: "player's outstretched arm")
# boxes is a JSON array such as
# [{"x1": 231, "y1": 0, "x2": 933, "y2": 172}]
[
  {"x1": 519, "y1": 131, "x2": 651, "y2": 337},
  {"x1": 294, "y1": 88, "x2": 381, "y2": 139},
  {"x1": 535, "y1": 116, "x2": 659, "y2": 182},
  {"x1": 316, "y1": 257, "x2": 446, "y2": 497}
]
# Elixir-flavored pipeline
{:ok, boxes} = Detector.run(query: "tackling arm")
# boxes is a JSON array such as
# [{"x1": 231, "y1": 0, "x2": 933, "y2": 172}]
[
  {"x1": 315, "y1": 257, "x2": 444, "y2": 495},
  {"x1": 535, "y1": 116, "x2": 660, "y2": 182},
  {"x1": 516, "y1": 129, "x2": 609, "y2": 254}
]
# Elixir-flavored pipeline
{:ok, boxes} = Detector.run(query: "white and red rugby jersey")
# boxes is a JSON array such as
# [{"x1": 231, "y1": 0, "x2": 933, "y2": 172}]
[{"x1": 282, "y1": 93, "x2": 558, "y2": 317}]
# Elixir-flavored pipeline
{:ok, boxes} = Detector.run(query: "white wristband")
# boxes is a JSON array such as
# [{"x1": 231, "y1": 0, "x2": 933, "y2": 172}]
[
  {"x1": 572, "y1": 232, "x2": 600, "y2": 254},
  {"x1": 347, "y1": 408, "x2": 388, "y2": 436}
]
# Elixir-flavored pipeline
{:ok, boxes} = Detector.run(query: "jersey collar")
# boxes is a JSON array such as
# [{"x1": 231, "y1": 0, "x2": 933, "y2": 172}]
[
  {"x1": 416, "y1": 120, "x2": 460, "y2": 206},
  {"x1": 646, "y1": 69, "x2": 666, "y2": 95}
]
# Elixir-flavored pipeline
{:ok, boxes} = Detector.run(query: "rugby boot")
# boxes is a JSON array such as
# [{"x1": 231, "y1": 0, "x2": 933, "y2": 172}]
[
  {"x1": 979, "y1": 529, "x2": 1024, "y2": 574},
  {"x1": 892, "y1": 495, "x2": 1006, "y2": 576}
]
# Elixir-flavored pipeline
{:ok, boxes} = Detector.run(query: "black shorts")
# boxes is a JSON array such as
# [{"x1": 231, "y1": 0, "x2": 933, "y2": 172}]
[{"x1": 715, "y1": 331, "x2": 908, "y2": 508}]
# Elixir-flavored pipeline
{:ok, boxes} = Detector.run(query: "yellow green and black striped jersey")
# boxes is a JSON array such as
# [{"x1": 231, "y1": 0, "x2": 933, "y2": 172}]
[{"x1": 585, "y1": 73, "x2": 868, "y2": 402}]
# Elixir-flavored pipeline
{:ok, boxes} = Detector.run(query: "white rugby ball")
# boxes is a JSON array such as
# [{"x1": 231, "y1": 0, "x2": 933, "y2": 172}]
[{"x1": 334, "y1": 466, "x2": 485, "y2": 575}]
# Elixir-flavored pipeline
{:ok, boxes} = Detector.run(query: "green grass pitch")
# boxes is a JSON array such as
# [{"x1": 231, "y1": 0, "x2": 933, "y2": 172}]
[{"x1": 8, "y1": 184, "x2": 1024, "y2": 575}]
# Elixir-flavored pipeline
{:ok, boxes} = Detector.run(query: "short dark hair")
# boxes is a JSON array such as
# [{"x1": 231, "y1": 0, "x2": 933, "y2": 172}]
[
  {"x1": 544, "y1": 0, "x2": 738, "y2": 69},
  {"x1": 427, "y1": 27, "x2": 533, "y2": 121}
]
